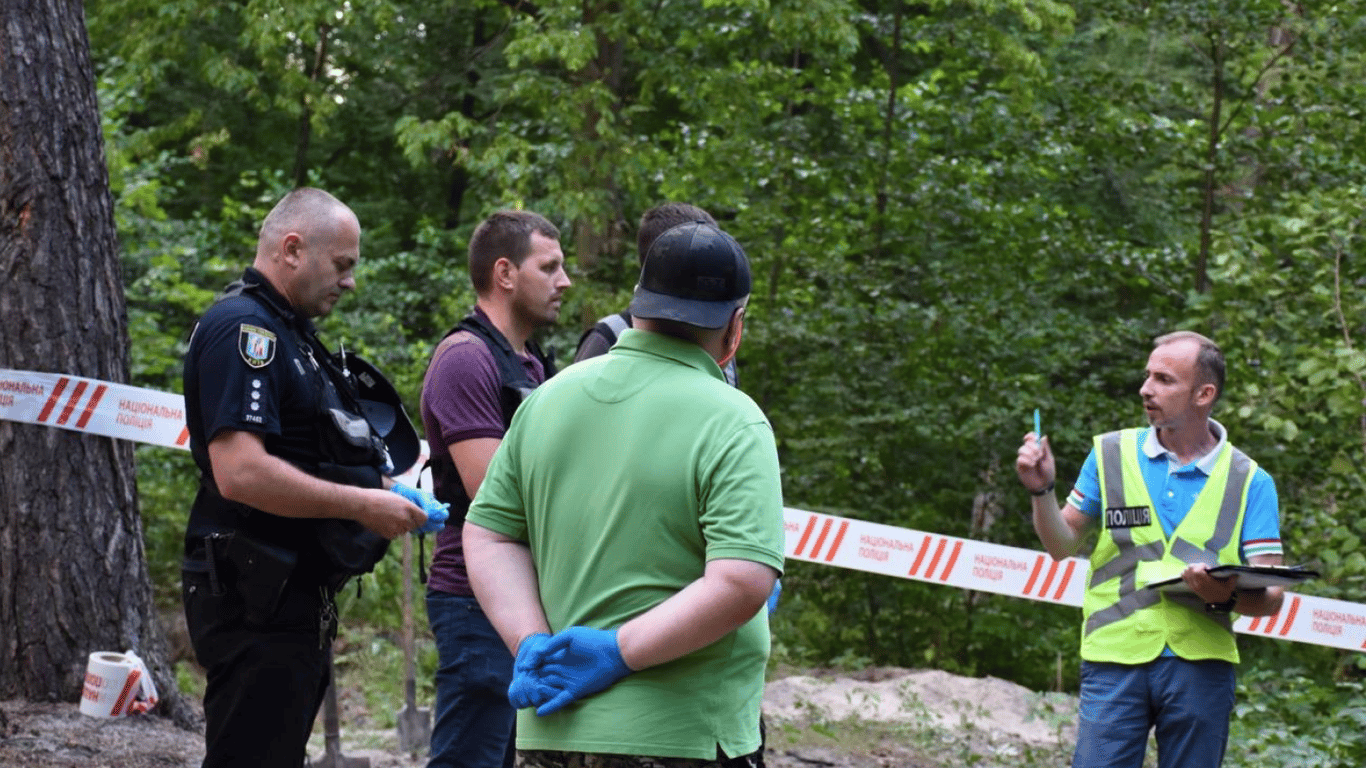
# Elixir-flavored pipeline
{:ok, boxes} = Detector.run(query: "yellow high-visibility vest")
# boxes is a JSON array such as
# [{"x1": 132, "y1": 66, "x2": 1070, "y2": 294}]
[{"x1": 1081, "y1": 428, "x2": 1252, "y2": 664}]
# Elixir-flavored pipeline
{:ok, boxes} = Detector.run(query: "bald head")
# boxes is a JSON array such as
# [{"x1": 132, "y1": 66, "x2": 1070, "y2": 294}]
[
  {"x1": 255, "y1": 188, "x2": 355, "y2": 262},
  {"x1": 253, "y1": 188, "x2": 362, "y2": 318}
]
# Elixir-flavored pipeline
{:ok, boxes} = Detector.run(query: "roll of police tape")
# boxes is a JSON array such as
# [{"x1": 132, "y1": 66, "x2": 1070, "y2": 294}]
[
  {"x1": 80, "y1": 650, "x2": 158, "y2": 717},
  {"x1": 3, "y1": 367, "x2": 1363, "y2": 654}
]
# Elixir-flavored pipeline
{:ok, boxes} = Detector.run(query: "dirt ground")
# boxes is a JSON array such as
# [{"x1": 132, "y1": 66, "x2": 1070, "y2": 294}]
[{"x1": 0, "y1": 668, "x2": 1077, "y2": 768}]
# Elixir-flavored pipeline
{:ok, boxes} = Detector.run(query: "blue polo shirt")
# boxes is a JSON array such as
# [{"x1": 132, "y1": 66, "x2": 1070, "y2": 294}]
[{"x1": 1067, "y1": 420, "x2": 1283, "y2": 562}]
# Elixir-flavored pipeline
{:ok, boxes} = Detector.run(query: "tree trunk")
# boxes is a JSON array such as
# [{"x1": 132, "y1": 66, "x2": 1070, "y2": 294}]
[
  {"x1": 0, "y1": 0, "x2": 192, "y2": 726},
  {"x1": 569, "y1": 1, "x2": 627, "y2": 273},
  {"x1": 292, "y1": 23, "x2": 333, "y2": 188},
  {"x1": 872, "y1": 1, "x2": 904, "y2": 260},
  {"x1": 1195, "y1": 28, "x2": 1223, "y2": 295}
]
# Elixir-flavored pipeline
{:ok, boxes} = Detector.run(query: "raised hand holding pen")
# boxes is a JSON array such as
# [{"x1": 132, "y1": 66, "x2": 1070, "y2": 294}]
[
  {"x1": 1015, "y1": 409, "x2": 1056, "y2": 497},
  {"x1": 1015, "y1": 409, "x2": 1091, "y2": 561}
]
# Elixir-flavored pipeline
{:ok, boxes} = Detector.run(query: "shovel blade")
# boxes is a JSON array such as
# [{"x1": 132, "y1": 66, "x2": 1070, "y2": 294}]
[
  {"x1": 396, "y1": 703, "x2": 432, "y2": 754},
  {"x1": 311, "y1": 753, "x2": 371, "y2": 768}
]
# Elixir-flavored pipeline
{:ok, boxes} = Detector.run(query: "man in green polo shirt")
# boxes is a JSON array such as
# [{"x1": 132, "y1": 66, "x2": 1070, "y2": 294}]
[{"x1": 463, "y1": 221, "x2": 785, "y2": 768}]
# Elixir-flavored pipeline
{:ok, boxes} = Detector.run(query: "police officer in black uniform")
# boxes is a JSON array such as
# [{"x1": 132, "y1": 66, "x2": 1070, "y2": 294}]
[{"x1": 181, "y1": 188, "x2": 428, "y2": 768}]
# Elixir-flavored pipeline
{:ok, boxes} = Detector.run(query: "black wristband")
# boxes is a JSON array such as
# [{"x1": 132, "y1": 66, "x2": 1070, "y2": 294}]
[
  {"x1": 1030, "y1": 481, "x2": 1055, "y2": 497},
  {"x1": 1206, "y1": 595, "x2": 1238, "y2": 614}
]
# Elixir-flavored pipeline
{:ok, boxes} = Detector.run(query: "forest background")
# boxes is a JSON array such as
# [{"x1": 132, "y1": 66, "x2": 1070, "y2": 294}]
[{"x1": 65, "y1": 0, "x2": 1366, "y2": 765}]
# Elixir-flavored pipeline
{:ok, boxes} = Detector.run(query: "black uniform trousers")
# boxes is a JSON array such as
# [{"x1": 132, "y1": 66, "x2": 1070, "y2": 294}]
[{"x1": 183, "y1": 567, "x2": 333, "y2": 768}]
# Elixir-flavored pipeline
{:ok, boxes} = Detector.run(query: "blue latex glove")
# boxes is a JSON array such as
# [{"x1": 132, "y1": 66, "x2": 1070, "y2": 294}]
[
  {"x1": 767, "y1": 578, "x2": 782, "y2": 616},
  {"x1": 389, "y1": 482, "x2": 449, "y2": 534},
  {"x1": 533, "y1": 627, "x2": 633, "y2": 716},
  {"x1": 508, "y1": 633, "x2": 561, "y2": 709}
]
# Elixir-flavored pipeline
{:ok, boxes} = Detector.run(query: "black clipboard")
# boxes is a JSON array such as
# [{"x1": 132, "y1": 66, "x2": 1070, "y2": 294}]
[{"x1": 1144, "y1": 564, "x2": 1320, "y2": 593}]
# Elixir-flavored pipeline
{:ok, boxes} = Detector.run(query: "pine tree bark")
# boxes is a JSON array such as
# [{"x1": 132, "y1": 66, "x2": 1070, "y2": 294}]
[{"x1": 0, "y1": 0, "x2": 193, "y2": 726}]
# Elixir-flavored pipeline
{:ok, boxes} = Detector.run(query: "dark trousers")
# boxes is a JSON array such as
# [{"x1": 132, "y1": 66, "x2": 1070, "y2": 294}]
[
  {"x1": 184, "y1": 568, "x2": 332, "y2": 768},
  {"x1": 426, "y1": 591, "x2": 517, "y2": 768}
]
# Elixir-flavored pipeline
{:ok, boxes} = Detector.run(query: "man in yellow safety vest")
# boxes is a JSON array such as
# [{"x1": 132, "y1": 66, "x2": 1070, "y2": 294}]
[{"x1": 1015, "y1": 330, "x2": 1285, "y2": 768}]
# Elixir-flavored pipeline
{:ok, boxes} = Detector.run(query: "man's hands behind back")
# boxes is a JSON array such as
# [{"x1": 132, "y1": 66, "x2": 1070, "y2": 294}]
[{"x1": 506, "y1": 626, "x2": 634, "y2": 716}]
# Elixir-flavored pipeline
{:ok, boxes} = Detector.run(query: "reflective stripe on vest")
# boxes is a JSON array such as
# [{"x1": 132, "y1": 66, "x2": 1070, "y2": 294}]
[{"x1": 1081, "y1": 428, "x2": 1252, "y2": 663}]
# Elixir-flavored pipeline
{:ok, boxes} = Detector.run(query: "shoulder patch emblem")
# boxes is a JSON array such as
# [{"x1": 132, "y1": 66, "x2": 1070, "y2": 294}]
[{"x1": 239, "y1": 324, "x2": 277, "y2": 368}]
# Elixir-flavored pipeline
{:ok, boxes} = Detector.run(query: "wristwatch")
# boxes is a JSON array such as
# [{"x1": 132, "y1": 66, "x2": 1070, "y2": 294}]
[{"x1": 1205, "y1": 595, "x2": 1237, "y2": 614}]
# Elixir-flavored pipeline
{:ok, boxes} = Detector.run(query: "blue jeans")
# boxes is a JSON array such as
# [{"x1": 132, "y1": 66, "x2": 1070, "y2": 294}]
[
  {"x1": 1072, "y1": 657, "x2": 1235, "y2": 768},
  {"x1": 426, "y1": 592, "x2": 516, "y2": 768}
]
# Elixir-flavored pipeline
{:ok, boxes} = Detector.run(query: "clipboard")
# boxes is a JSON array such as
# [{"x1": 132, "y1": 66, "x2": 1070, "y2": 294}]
[{"x1": 1144, "y1": 564, "x2": 1320, "y2": 593}]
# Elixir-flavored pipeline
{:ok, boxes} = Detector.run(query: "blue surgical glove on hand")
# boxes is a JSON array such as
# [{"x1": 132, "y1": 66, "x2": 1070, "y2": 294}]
[
  {"x1": 767, "y1": 578, "x2": 782, "y2": 616},
  {"x1": 533, "y1": 626, "x2": 633, "y2": 716},
  {"x1": 389, "y1": 482, "x2": 450, "y2": 534},
  {"x1": 508, "y1": 633, "x2": 562, "y2": 709}
]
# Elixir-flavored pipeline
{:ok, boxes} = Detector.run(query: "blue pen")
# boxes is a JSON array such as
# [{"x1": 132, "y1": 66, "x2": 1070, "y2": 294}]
[{"x1": 1034, "y1": 408, "x2": 1042, "y2": 444}]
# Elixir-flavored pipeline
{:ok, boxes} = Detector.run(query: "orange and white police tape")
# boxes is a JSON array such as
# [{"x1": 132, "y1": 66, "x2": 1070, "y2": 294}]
[
  {"x1": 3, "y1": 367, "x2": 1362, "y2": 654},
  {"x1": 1, "y1": 369, "x2": 191, "y2": 450},
  {"x1": 783, "y1": 507, "x2": 1363, "y2": 653},
  {"x1": 0, "y1": 368, "x2": 429, "y2": 486}
]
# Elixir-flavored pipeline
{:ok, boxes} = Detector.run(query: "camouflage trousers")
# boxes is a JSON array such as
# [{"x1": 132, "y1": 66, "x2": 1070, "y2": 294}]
[{"x1": 517, "y1": 749, "x2": 763, "y2": 768}]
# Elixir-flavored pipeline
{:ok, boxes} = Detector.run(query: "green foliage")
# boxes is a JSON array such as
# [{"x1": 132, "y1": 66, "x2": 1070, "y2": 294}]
[
  {"x1": 86, "y1": 0, "x2": 1366, "y2": 742},
  {"x1": 1228, "y1": 666, "x2": 1366, "y2": 767},
  {"x1": 774, "y1": 559, "x2": 1081, "y2": 691},
  {"x1": 134, "y1": 447, "x2": 198, "y2": 602},
  {"x1": 264, "y1": 620, "x2": 445, "y2": 755},
  {"x1": 332, "y1": 601, "x2": 439, "y2": 728},
  {"x1": 1176, "y1": 7, "x2": 1366, "y2": 602}
]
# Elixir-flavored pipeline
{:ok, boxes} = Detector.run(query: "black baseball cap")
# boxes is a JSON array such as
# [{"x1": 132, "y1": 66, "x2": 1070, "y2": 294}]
[{"x1": 629, "y1": 222, "x2": 751, "y2": 329}]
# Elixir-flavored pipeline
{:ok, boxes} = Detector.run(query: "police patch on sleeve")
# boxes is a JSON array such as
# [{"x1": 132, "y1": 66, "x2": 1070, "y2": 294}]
[{"x1": 238, "y1": 324, "x2": 277, "y2": 368}]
